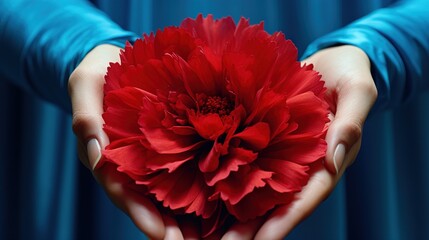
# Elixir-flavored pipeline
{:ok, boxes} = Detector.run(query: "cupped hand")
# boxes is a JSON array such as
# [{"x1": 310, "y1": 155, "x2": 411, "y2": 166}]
[
  {"x1": 68, "y1": 44, "x2": 187, "y2": 240},
  {"x1": 221, "y1": 45, "x2": 378, "y2": 239}
]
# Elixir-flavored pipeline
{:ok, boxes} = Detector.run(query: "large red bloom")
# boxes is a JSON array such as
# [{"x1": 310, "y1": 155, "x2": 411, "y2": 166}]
[{"x1": 101, "y1": 14, "x2": 329, "y2": 236}]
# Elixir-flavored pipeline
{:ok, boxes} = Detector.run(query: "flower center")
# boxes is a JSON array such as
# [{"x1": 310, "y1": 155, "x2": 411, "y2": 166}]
[{"x1": 199, "y1": 95, "x2": 233, "y2": 116}]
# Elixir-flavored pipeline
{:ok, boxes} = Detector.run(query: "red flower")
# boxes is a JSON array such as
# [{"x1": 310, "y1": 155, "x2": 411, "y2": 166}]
[{"x1": 101, "y1": 14, "x2": 329, "y2": 236}]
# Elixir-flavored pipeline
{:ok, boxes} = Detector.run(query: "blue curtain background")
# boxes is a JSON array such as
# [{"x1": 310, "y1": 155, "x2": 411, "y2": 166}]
[{"x1": 1, "y1": 0, "x2": 428, "y2": 239}]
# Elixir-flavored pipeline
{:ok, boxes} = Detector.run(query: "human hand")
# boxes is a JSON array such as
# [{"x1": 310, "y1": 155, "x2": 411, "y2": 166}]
[
  {"x1": 221, "y1": 45, "x2": 377, "y2": 239},
  {"x1": 69, "y1": 44, "x2": 187, "y2": 240}
]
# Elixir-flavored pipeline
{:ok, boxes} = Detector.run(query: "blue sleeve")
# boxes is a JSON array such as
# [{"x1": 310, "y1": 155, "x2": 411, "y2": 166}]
[
  {"x1": 301, "y1": 0, "x2": 429, "y2": 110},
  {"x1": 0, "y1": 0, "x2": 138, "y2": 112}
]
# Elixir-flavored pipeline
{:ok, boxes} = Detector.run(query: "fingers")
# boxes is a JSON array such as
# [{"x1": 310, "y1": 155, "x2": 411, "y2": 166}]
[
  {"x1": 163, "y1": 214, "x2": 185, "y2": 240},
  {"x1": 69, "y1": 45, "x2": 168, "y2": 239},
  {"x1": 95, "y1": 164, "x2": 166, "y2": 240},
  {"x1": 254, "y1": 163, "x2": 334, "y2": 239},
  {"x1": 221, "y1": 218, "x2": 263, "y2": 240}
]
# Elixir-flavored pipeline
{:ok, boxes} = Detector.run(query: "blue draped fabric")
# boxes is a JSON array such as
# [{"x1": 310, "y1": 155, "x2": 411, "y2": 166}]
[{"x1": 0, "y1": 0, "x2": 428, "y2": 239}]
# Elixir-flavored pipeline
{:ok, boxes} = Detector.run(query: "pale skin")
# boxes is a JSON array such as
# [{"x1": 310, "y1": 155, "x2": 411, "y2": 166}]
[{"x1": 69, "y1": 44, "x2": 377, "y2": 239}]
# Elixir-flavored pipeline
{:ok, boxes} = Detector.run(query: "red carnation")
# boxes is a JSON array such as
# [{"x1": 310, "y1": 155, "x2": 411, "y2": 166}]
[{"x1": 101, "y1": 14, "x2": 329, "y2": 237}]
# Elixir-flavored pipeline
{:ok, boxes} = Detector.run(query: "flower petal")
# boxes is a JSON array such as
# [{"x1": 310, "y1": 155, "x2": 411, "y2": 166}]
[
  {"x1": 139, "y1": 98, "x2": 203, "y2": 154},
  {"x1": 170, "y1": 126, "x2": 197, "y2": 135},
  {"x1": 187, "y1": 48, "x2": 220, "y2": 96},
  {"x1": 262, "y1": 137, "x2": 327, "y2": 165},
  {"x1": 200, "y1": 205, "x2": 228, "y2": 238},
  {"x1": 188, "y1": 111, "x2": 225, "y2": 140},
  {"x1": 287, "y1": 92, "x2": 329, "y2": 135},
  {"x1": 104, "y1": 86, "x2": 154, "y2": 110},
  {"x1": 261, "y1": 104, "x2": 291, "y2": 141},
  {"x1": 103, "y1": 87, "x2": 153, "y2": 140},
  {"x1": 215, "y1": 165, "x2": 272, "y2": 205},
  {"x1": 223, "y1": 52, "x2": 256, "y2": 111},
  {"x1": 154, "y1": 27, "x2": 196, "y2": 59},
  {"x1": 104, "y1": 62, "x2": 123, "y2": 93},
  {"x1": 141, "y1": 162, "x2": 220, "y2": 218},
  {"x1": 220, "y1": 105, "x2": 246, "y2": 151},
  {"x1": 184, "y1": 185, "x2": 218, "y2": 219},
  {"x1": 157, "y1": 167, "x2": 207, "y2": 210},
  {"x1": 273, "y1": 63, "x2": 326, "y2": 98},
  {"x1": 233, "y1": 122, "x2": 270, "y2": 150},
  {"x1": 103, "y1": 108, "x2": 140, "y2": 141},
  {"x1": 244, "y1": 89, "x2": 286, "y2": 125},
  {"x1": 205, "y1": 147, "x2": 258, "y2": 186},
  {"x1": 258, "y1": 158, "x2": 310, "y2": 193},
  {"x1": 122, "y1": 59, "x2": 183, "y2": 95},
  {"x1": 181, "y1": 14, "x2": 236, "y2": 55},
  {"x1": 120, "y1": 41, "x2": 136, "y2": 66},
  {"x1": 133, "y1": 35, "x2": 156, "y2": 64},
  {"x1": 198, "y1": 142, "x2": 222, "y2": 173},
  {"x1": 225, "y1": 186, "x2": 292, "y2": 221},
  {"x1": 137, "y1": 168, "x2": 188, "y2": 209},
  {"x1": 166, "y1": 53, "x2": 218, "y2": 99},
  {"x1": 102, "y1": 137, "x2": 148, "y2": 176},
  {"x1": 145, "y1": 150, "x2": 195, "y2": 173}
]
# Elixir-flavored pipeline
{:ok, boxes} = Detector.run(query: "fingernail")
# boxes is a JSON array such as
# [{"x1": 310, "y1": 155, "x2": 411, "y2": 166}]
[
  {"x1": 333, "y1": 143, "x2": 346, "y2": 174},
  {"x1": 87, "y1": 138, "x2": 101, "y2": 170}
]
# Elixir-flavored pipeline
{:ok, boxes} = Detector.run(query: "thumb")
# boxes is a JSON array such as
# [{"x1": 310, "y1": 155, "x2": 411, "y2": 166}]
[
  {"x1": 69, "y1": 45, "x2": 167, "y2": 239},
  {"x1": 69, "y1": 45, "x2": 120, "y2": 169},
  {"x1": 324, "y1": 74, "x2": 377, "y2": 174}
]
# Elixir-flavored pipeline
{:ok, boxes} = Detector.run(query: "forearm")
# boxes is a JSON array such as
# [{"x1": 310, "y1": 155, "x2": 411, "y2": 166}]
[
  {"x1": 0, "y1": 0, "x2": 137, "y2": 111},
  {"x1": 302, "y1": 0, "x2": 429, "y2": 110}
]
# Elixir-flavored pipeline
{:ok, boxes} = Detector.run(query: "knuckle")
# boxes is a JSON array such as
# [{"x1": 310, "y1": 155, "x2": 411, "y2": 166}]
[
  {"x1": 71, "y1": 112, "x2": 98, "y2": 137},
  {"x1": 343, "y1": 120, "x2": 363, "y2": 144}
]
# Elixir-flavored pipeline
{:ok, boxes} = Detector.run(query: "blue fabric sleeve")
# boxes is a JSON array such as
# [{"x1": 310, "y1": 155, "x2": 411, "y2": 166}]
[
  {"x1": 0, "y1": 0, "x2": 138, "y2": 112},
  {"x1": 301, "y1": 0, "x2": 429, "y2": 110}
]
